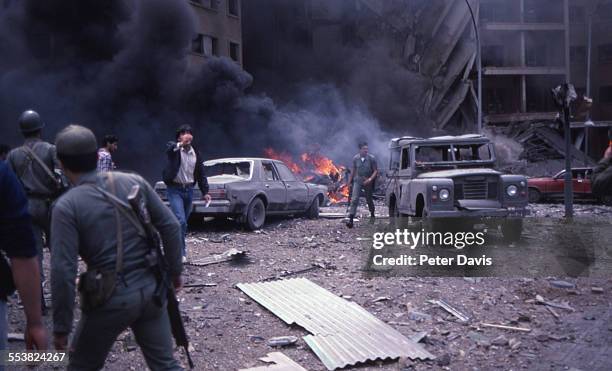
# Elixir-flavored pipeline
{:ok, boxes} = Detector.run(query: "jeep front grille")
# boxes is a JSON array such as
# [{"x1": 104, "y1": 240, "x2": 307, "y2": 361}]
[{"x1": 454, "y1": 177, "x2": 499, "y2": 200}]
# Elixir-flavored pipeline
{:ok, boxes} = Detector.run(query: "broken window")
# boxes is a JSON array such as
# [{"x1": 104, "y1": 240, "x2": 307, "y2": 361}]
[
  {"x1": 228, "y1": 0, "x2": 239, "y2": 17},
  {"x1": 600, "y1": 86, "x2": 612, "y2": 104},
  {"x1": 570, "y1": 46, "x2": 586, "y2": 64},
  {"x1": 454, "y1": 144, "x2": 493, "y2": 161},
  {"x1": 229, "y1": 42, "x2": 240, "y2": 62},
  {"x1": 205, "y1": 161, "x2": 252, "y2": 179},
  {"x1": 400, "y1": 147, "x2": 410, "y2": 170},
  {"x1": 415, "y1": 145, "x2": 452, "y2": 163},
  {"x1": 262, "y1": 163, "x2": 279, "y2": 181},
  {"x1": 598, "y1": 44, "x2": 612, "y2": 64},
  {"x1": 482, "y1": 45, "x2": 504, "y2": 67},
  {"x1": 203, "y1": 35, "x2": 218, "y2": 56},
  {"x1": 191, "y1": 0, "x2": 218, "y2": 10},
  {"x1": 570, "y1": 6, "x2": 585, "y2": 23},
  {"x1": 191, "y1": 34, "x2": 203, "y2": 54}
]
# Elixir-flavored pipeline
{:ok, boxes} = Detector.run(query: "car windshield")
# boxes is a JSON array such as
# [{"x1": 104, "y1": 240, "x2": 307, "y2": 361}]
[
  {"x1": 415, "y1": 143, "x2": 493, "y2": 165},
  {"x1": 204, "y1": 161, "x2": 251, "y2": 179}
]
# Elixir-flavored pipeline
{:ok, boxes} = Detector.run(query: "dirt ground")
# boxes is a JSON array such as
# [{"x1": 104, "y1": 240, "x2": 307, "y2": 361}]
[{"x1": 6, "y1": 202, "x2": 612, "y2": 371}]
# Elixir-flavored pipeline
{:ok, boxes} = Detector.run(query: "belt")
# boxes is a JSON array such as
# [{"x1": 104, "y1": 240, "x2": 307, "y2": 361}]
[{"x1": 168, "y1": 182, "x2": 195, "y2": 190}]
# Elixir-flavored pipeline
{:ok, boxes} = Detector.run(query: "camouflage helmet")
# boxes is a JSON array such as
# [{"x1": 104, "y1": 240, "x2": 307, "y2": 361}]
[
  {"x1": 55, "y1": 125, "x2": 98, "y2": 156},
  {"x1": 19, "y1": 110, "x2": 45, "y2": 133}
]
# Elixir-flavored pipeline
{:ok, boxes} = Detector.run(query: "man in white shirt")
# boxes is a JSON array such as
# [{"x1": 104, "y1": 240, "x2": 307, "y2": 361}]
[{"x1": 162, "y1": 125, "x2": 210, "y2": 261}]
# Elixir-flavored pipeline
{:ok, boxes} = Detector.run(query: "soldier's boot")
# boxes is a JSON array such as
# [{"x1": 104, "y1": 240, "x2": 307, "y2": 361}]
[{"x1": 346, "y1": 215, "x2": 354, "y2": 229}]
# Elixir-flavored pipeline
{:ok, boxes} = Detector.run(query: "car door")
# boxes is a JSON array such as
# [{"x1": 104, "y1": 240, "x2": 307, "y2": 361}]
[
  {"x1": 548, "y1": 171, "x2": 565, "y2": 196},
  {"x1": 261, "y1": 161, "x2": 287, "y2": 212},
  {"x1": 275, "y1": 162, "x2": 308, "y2": 211},
  {"x1": 572, "y1": 169, "x2": 586, "y2": 197}
]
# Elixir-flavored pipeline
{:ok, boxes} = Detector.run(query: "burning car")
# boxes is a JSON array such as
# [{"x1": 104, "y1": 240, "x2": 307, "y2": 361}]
[
  {"x1": 155, "y1": 158, "x2": 328, "y2": 230},
  {"x1": 385, "y1": 134, "x2": 528, "y2": 241},
  {"x1": 527, "y1": 167, "x2": 597, "y2": 203}
]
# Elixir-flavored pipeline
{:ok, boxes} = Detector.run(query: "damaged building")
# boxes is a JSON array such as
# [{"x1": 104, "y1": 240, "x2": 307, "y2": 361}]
[{"x1": 242, "y1": 0, "x2": 612, "y2": 163}]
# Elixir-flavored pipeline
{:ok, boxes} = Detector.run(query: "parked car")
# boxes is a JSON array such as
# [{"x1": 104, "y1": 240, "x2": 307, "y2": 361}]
[
  {"x1": 155, "y1": 158, "x2": 328, "y2": 230},
  {"x1": 385, "y1": 134, "x2": 528, "y2": 241},
  {"x1": 527, "y1": 167, "x2": 598, "y2": 203}
]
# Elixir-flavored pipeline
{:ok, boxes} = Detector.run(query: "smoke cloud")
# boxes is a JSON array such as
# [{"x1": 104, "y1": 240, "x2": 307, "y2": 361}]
[{"x1": 0, "y1": 0, "x2": 432, "y2": 180}]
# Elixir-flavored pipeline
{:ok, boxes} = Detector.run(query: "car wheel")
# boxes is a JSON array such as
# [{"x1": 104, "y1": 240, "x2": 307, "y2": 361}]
[
  {"x1": 528, "y1": 188, "x2": 541, "y2": 203},
  {"x1": 245, "y1": 198, "x2": 266, "y2": 230},
  {"x1": 501, "y1": 219, "x2": 523, "y2": 243},
  {"x1": 306, "y1": 198, "x2": 320, "y2": 219}
]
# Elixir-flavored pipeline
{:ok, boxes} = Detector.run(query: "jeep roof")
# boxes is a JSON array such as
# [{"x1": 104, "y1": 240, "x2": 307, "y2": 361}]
[{"x1": 389, "y1": 134, "x2": 489, "y2": 149}]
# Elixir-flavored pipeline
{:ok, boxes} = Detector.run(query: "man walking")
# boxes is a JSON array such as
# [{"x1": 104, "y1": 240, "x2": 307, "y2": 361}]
[
  {"x1": 51, "y1": 125, "x2": 184, "y2": 370},
  {"x1": 6, "y1": 110, "x2": 62, "y2": 311},
  {"x1": 97, "y1": 135, "x2": 118, "y2": 172},
  {"x1": 346, "y1": 142, "x2": 378, "y2": 228},
  {"x1": 163, "y1": 125, "x2": 210, "y2": 261},
  {"x1": 1, "y1": 162, "x2": 48, "y2": 368}
]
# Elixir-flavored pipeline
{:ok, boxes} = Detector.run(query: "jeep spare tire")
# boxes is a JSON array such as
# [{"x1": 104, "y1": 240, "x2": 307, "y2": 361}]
[{"x1": 245, "y1": 198, "x2": 266, "y2": 230}]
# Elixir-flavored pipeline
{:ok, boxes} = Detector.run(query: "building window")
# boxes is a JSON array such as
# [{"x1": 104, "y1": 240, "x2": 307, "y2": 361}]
[
  {"x1": 599, "y1": 44, "x2": 612, "y2": 64},
  {"x1": 480, "y1": 0, "x2": 514, "y2": 22},
  {"x1": 482, "y1": 45, "x2": 504, "y2": 67},
  {"x1": 597, "y1": 2, "x2": 612, "y2": 20},
  {"x1": 192, "y1": 34, "x2": 218, "y2": 56},
  {"x1": 191, "y1": 34, "x2": 203, "y2": 54},
  {"x1": 190, "y1": 0, "x2": 218, "y2": 10},
  {"x1": 570, "y1": 46, "x2": 586, "y2": 64},
  {"x1": 569, "y1": 6, "x2": 585, "y2": 24},
  {"x1": 228, "y1": 0, "x2": 239, "y2": 17},
  {"x1": 601, "y1": 86, "x2": 612, "y2": 104},
  {"x1": 526, "y1": 44, "x2": 547, "y2": 66},
  {"x1": 229, "y1": 42, "x2": 240, "y2": 62}
]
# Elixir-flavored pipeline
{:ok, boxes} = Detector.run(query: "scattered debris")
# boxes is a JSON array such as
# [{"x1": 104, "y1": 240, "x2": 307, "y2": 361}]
[
  {"x1": 545, "y1": 305, "x2": 561, "y2": 320},
  {"x1": 535, "y1": 295, "x2": 575, "y2": 312},
  {"x1": 491, "y1": 335, "x2": 509, "y2": 346},
  {"x1": 211, "y1": 233, "x2": 232, "y2": 243},
  {"x1": 591, "y1": 286, "x2": 604, "y2": 294},
  {"x1": 184, "y1": 282, "x2": 217, "y2": 288},
  {"x1": 410, "y1": 331, "x2": 429, "y2": 343},
  {"x1": 467, "y1": 331, "x2": 491, "y2": 347},
  {"x1": 436, "y1": 353, "x2": 451, "y2": 367},
  {"x1": 319, "y1": 212, "x2": 348, "y2": 219},
  {"x1": 372, "y1": 296, "x2": 391, "y2": 303},
  {"x1": 481, "y1": 323, "x2": 532, "y2": 333},
  {"x1": 188, "y1": 248, "x2": 246, "y2": 267},
  {"x1": 267, "y1": 336, "x2": 298, "y2": 347},
  {"x1": 237, "y1": 278, "x2": 434, "y2": 370},
  {"x1": 508, "y1": 338, "x2": 522, "y2": 350},
  {"x1": 428, "y1": 299, "x2": 470, "y2": 322},
  {"x1": 238, "y1": 352, "x2": 308, "y2": 371},
  {"x1": 549, "y1": 280, "x2": 575, "y2": 289},
  {"x1": 7, "y1": 333, "x2": 24, "y2": 342},
  {"x1": 407, "y1": 310, "x2": 432, "y2": 322}
]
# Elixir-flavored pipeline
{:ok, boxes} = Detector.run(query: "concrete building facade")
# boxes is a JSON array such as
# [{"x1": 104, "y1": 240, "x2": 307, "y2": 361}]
[{"x1": 188, "y1": 0, "x2": 243, "y2": 67}]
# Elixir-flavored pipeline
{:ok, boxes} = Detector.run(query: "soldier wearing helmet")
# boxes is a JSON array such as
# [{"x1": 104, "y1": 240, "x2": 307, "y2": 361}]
[{"x1": 6, "y1": 110, "x2": 63, "y2": 313}]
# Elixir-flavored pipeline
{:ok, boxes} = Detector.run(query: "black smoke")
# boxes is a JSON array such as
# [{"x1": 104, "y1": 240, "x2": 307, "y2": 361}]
[{"x1": 0, "y1": 0, "x2": 431, "y2": 179}]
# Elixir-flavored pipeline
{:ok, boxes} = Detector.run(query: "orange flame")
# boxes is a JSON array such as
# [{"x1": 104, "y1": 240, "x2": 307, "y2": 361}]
[{"x1": 263, "y1": 147, "x2": 350, "y2": 203}]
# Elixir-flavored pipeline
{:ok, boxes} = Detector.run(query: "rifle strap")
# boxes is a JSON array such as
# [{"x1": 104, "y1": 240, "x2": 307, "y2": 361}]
[
  {"x1": 108, "y1": 173, "x2": 124, "y2": 281},
  {"x1": 91, "y1": 182, "x2": 147, "y2": 238},
  {"x1": 21, "y1": 144, "x2": 58, "y2": 186}
]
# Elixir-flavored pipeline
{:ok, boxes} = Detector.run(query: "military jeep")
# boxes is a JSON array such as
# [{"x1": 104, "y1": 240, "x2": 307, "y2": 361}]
[{"x1": 385, "y1": 134, "x2": 528, "y2": 240}]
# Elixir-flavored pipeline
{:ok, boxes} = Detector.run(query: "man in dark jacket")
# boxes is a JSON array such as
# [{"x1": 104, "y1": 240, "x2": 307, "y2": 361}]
[
  {"x1": 162, "y1": 125, "x2": 210, "y2": 261},
  {"x1": 592, "y1": 128, "x2": 612, "y2": 198},
  {"x1": 0, "y1": 161, "x2": 48, "y2": 357}
]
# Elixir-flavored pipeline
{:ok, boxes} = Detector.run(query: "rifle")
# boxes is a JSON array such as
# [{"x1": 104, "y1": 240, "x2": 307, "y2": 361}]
[{"x1": 127, "y1": 185, "x2": 194, "y2": 369}]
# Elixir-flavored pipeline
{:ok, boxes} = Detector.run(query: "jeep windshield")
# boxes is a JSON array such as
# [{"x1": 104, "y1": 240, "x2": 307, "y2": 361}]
[
  {"x1": 414, "y1": 143, "x2": 494, "y2": 168},
  {"x1": 204, "y1": 161, "x2": 252, "y2": 179}
]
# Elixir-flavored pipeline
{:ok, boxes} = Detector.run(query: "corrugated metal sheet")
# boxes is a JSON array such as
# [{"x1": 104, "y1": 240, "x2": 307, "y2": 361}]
[
  {"x1": 239, "y1": 352, "x2": 308, "y2": 371},
  {"x1": 237, "y1": 278, "x2": 435, "y2": 370}
]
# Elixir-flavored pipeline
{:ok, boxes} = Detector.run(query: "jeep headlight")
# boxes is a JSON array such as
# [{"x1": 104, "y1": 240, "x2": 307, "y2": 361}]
[
  {"x1": 439, "y1": 188, "x2": 450, "y2": 201},
  {"x1": 506, "y1": 184, "x2": 518, "y2": 197}
]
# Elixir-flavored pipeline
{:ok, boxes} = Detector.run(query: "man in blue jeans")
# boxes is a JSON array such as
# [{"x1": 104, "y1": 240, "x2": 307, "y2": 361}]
[{"x1": 163, "y1": 125, "x2": 210, "y2": 262}]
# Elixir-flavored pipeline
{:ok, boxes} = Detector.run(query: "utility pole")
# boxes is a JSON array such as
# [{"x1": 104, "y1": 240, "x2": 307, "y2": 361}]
[
  {"x1": 584, "y1": 3, "x2": 595, "y2": 165},
  {"x1": 464, "y1": 0, "x2": 482, "y2": 134},
  {"x1": 552, "y1": 84, "x2": 577, "y2": 218}
]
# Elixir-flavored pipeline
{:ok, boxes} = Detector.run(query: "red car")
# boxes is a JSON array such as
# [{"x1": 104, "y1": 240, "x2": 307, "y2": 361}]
[{"x1": 527, "y1": 167, "x2": 597, "y2": 203}]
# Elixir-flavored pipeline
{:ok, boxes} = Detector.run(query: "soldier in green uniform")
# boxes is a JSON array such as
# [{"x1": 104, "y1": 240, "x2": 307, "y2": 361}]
[
  {"x1": 346, "y1": 142, "x2": 378, "y2": 228},
  {"x1": 50, "y1": 125, "x2": 184, "y2": 370},
  {"x1": 6, "y1": 110, "x2": 62, "y2": 311}
]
